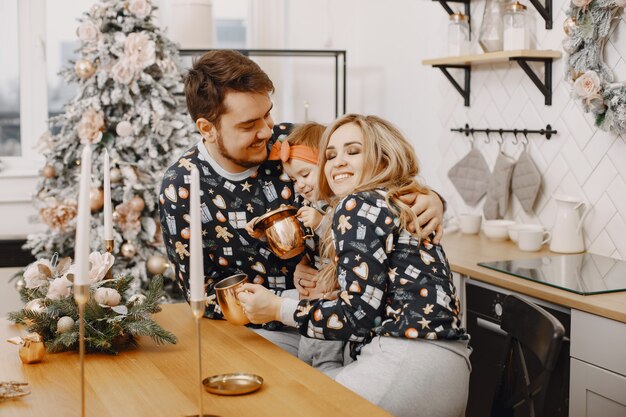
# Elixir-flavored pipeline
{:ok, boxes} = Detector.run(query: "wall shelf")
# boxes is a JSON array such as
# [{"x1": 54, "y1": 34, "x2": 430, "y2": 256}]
[{"x1": 422, "y1": 49, "x2": 561, "y2": 106}]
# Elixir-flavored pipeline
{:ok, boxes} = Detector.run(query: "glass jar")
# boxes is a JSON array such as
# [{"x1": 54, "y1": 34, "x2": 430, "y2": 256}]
[
  {"x1": 478, "y1": 0, "x2": 504, "y2": 52},
  {"x1": 503, "y1": 1, "x2": 529, "y2": 50},
  {"x1": 448, "y1": 12, "x2": 470, "y2": 56}
]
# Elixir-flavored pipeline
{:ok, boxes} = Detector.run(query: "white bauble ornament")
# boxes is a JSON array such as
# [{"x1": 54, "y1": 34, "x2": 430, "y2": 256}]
[
  {"x1": 110, "y1": 168, "x2": 122, "y2": 183},
  {"x1": 24, "y1": 298, "x2": 45, "y2": 314},
  {"x1": 121, "y1": 242, "x2": 137, "y2": 258},
  {"x1": 129, "y1": 294, "x2": 147, "y2": 305},
  {"x1": 57, "y1": 316, "x2": 75, "y2": 333},
  {"x1": 116, "y1": 121, "x2": 133, "y2": 137},
  {"x1": 147, "y1": 255, "x2": 168, "y2": 275},
  {"x1": 14, "y1": 278, "x2": 26, "y2": 292},
  {"x1": 75, "y1": 59, "x2": 96, "y2": 79},
  {"x1": 94, "y1": 287, "x2": 121, "y2": 307}
]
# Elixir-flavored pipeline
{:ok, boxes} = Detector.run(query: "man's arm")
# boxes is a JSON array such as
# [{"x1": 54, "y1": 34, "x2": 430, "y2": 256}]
[{"x1": 399, "y1": 189, "x2": 445, "y2": 244}]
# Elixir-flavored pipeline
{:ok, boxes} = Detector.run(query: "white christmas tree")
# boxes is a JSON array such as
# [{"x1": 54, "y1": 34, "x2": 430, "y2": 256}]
[{"x1": 25, "y1": 0, "x2": 193, "y2": 297}]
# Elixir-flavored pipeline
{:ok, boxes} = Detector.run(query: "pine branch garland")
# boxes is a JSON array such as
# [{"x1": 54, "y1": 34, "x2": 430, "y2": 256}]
[{"x1": 9, "y1": 254, "x2": 177, "y2": 355}]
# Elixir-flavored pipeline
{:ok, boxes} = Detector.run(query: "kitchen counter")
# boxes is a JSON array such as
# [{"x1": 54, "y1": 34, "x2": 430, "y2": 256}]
[{"x1": 443, "y1": 233, "x2": 626, "y2": 323}]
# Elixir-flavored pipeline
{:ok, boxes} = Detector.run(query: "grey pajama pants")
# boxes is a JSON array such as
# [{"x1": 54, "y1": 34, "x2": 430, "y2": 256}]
[{"x1": 332, "y1": 336, "x2": 472, "y2": 417}]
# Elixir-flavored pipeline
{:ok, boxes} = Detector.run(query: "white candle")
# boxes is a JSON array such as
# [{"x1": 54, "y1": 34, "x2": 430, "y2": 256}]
[
  {"x1": 189, "y1": 167, "x2": 204, "y2": 301},
  {"x1": 74, "y1": 145, "x2": 92, "y2": 286},
  {"x1": 103, "y1": 150, "x2": 113, "y2": 240}
]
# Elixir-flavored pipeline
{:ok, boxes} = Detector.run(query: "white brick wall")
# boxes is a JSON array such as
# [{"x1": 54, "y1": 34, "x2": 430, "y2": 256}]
[{"x1": 438, "y1": 0, "x2": 626, "y2": 258}]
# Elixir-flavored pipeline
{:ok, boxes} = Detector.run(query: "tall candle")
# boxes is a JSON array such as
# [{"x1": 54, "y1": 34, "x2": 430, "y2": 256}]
[
  {"x1": 189, "y1": 167, "x2": 204, "y2": 301},
  {"x1": 103, "y1": 150, "x2": 113, "y2": 240},
  {"x1": 74, "y1": 145, "x2": 92, "y2": 286}
]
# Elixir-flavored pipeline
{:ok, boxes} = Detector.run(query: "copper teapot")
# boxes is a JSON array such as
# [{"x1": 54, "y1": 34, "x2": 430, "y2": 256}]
[{"x1": 253, "y1": 205, "x2": 312, "y2": 259}]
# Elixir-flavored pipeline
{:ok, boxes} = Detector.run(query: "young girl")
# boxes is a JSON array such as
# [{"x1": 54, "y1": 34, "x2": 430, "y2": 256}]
[
  {"x1": 246, "y1": 122, "x2": 345, "y2": 373},
  {"x1": 238, "y1": 114, "x2": 471, "y2": 417}
]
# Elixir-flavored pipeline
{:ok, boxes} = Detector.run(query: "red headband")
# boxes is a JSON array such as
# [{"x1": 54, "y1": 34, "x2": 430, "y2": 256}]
[{"x1": 268, "y1": 141, "x2": 318, "y2": 165}]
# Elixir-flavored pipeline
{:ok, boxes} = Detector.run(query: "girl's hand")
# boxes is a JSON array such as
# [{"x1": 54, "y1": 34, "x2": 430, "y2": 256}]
[
  {"x1": 236, "y1": 283, "x2": 283, "y2": 324},
  {"x1": 297, "y1": 206, "x2": 323, "y2": 229},
  {"x1": 245, "y1": 217, "x2": 265, "y2": 240}
]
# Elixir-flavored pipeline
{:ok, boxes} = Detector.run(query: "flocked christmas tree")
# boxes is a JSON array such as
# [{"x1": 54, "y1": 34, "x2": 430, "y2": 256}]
[{"x1": 25, "y1": 0, "x2": 193, "y2": 298}]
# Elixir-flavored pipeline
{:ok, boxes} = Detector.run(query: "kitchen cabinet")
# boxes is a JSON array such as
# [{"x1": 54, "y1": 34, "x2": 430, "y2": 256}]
[{"x1": 569, "y1": 309, "x2": 626, "y2": 417}]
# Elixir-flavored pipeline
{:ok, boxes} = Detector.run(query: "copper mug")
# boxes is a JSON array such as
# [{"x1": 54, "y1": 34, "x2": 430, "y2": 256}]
[
  {"x1": 253, "y1": 205, "x2": 313, "y2": 259},
  {"x1": 215, "y1": 274, "x2": 250, "y2": 325}
]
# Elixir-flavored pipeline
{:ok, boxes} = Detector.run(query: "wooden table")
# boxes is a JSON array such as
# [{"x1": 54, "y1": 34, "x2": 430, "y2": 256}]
[{"x1": 1, "y1": 303, "x2": 389, "y2": 417}]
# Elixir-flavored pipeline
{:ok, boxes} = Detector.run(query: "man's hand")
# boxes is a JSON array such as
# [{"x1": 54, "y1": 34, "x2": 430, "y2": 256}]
[
  {"x1": 399, "y1": 190, "x2": 444, "y2": 244},
  {"x1": 294, "y1": 260, "x2": 319, "y2": 298},
  {"x1": 237, "y1": 283, "x2": 283, "y2": 324}
]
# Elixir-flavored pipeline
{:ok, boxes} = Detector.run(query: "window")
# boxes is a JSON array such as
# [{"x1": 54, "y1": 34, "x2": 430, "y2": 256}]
[
  {"x1": 0, "y1": 0, "x2": 20, "y2": 157},
  {"x1": 46, "y1": 0, "x2": 93, "y2": 118},
  {"x1": 213, "y1": 0, "x2": 247, "y2": 49}
]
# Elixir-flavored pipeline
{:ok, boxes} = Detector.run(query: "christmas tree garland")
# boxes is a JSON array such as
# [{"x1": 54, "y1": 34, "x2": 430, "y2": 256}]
[
  {"x1": 563, "y1": 0, "x2": 626, "y2": 134},
  {"x1": 8, "y1": 252, "x2": 177, "y2": 354}
]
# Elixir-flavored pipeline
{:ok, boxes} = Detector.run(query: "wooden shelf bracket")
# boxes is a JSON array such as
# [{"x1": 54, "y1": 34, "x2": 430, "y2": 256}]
[
  {"x1": 509, "y1": 56, "x2": 552, "y2": 105},
  {"x1": 434, "y1": 64, "x2": 471, "y2": 107}
]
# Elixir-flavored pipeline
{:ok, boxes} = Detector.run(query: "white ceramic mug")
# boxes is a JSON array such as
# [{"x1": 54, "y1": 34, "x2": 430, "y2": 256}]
[
  {"x1": 517, "y1": 229, "x2": 551, "y2": 252},
  {"x1": 459, "y1": 213, "x2": 482, "y2": 234},
  {"x1": 508, "y1": 224, "x2": 543, "y2": 243}
]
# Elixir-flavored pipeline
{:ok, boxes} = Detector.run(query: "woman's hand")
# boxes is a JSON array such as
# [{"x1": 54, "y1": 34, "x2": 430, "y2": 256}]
[
  {"x1": 400, "y1": 190, "x2": 444, "y2": 244},
  {"x1": 245, "y1": 217, "x2": 265, "y2": 240},
  {"x1": 237, "y1": 283, "x2": 284, "y2": 324},
  {"x1": 297, "y1": 206, "x2": 323, "y2": 229},
  {"x1": 294, "y1": 260, "x2": 319, "y2": 298}
]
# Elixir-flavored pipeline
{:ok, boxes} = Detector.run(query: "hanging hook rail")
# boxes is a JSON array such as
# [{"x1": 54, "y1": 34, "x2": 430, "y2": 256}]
[{"x1": 450, "y1": 123, "x2": 557, "y2": 140}]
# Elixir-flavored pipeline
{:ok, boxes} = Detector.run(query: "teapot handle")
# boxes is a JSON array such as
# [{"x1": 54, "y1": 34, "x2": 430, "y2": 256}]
[{"x1": 575, "y1": 202, "x2": 590, "y2": 234}]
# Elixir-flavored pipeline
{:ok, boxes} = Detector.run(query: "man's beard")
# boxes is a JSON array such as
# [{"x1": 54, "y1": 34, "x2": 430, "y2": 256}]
[{"x1": 216, "y1": 132, "x2": 267, "y2": 168}]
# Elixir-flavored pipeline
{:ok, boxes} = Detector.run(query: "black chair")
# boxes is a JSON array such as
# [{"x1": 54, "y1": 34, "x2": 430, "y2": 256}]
[{"x1": 490, "y1": 295, "x2": 565, "y2": 417}]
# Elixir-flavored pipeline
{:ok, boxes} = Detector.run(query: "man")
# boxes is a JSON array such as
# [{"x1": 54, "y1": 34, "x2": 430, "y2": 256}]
[{"x1": 159, "y1": 50, "x2": 444, "y2": 356}]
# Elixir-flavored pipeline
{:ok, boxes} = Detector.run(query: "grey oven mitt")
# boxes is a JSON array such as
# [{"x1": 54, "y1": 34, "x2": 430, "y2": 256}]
[
  {"x1": 483, "y1": 151, "x2": 515, "y2": 220},
  {"x1": 511, "y1": 149, "x2": 541, "y2": 214},
  {"x1": 447, "y1": 148, "x2": 491, "y2": 206}
]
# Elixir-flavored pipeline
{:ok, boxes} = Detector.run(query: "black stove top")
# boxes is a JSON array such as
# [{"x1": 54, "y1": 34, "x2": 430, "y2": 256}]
[{"x1": 478, "y1": 253, "x2": 626, "y2": 295}]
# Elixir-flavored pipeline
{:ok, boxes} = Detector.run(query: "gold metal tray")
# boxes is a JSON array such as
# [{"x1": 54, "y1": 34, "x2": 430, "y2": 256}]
[{"x1": 202, "y1": 373, "x2": 263, "y2": 396}]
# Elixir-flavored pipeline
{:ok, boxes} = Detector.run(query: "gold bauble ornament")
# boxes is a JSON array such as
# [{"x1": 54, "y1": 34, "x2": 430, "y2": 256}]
[
  {"x1": 130, "y1": 195, "x2": 145, "y2": 212},
  {"x1": 110, "y1": 167, "x2": 122, "y2": 183},
  {"x1": 147, "y1": 255, "x2": 169, "y2": 275},
  {"x1": 42, "y1": 165, "x2": 55, "y2": 179},
  {"x1": 563, "y1": 16, "x2": 576, "y2": 36},
  {"x1": 121, "y1": 242, "x2": 137, "y2": 258},
  {"x1": 74, "y1": 59, "x2": 96, "y2": 79},
  {"x1": 90, "y1": 187, "x2": 105, "y2": 212}
]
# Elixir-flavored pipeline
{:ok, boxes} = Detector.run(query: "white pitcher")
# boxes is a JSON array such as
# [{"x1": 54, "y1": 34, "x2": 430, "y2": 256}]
[{"x1": 550, "y1": 194, "x2": 589, "y2": 253}]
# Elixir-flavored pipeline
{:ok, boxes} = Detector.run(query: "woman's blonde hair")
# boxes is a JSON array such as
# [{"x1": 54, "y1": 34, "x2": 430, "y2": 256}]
[{"x1": 315, "y1": 114, "x2": 429, "y2": 293}]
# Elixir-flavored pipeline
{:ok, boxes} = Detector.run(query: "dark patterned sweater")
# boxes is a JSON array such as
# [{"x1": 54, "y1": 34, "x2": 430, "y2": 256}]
[
  {"x1": 292, "y1": 191, "x2": 468, "y2": 355},
  {"x1": 159, "y1": 124, "x2": 302, "y2": 319}
]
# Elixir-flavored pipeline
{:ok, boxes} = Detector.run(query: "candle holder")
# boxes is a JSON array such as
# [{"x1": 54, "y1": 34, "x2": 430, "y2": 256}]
[
  {"x1": 186, "y1": 300, "x2": 215, "y2": 417},
  {"x1": 104, "y1": 239, "x2": 114, "y2": 253},
  {"x1": 74, "y1": 284, "x2": 90, "y2": 417}
]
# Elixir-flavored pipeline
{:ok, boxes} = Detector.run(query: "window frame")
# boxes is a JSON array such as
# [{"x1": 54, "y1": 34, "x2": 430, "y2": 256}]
[{"x1": 0, "y1": 0, "x2": 47, "y2": 178}]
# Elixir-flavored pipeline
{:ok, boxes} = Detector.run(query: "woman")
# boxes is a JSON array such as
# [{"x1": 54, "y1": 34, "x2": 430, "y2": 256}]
[{"x1": 238, "y1": 114, "x2": 471, "y2": 417}]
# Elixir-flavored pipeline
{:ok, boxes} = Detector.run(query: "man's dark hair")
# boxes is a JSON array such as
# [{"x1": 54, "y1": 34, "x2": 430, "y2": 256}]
[{"x1": 183, "y1": 50, "x2": 274, "y2": 125}]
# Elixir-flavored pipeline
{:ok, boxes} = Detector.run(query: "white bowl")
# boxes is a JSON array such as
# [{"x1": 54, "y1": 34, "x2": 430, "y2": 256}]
[
  {"x1": 483, "y1": 220, "x2": 516, "y2": 241},
  {"x1": 508, "y1": 224, "x2": 544, "y2": 242}
]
